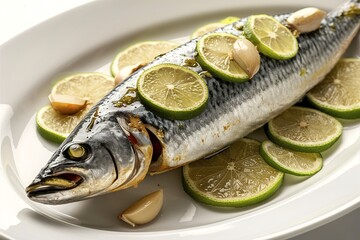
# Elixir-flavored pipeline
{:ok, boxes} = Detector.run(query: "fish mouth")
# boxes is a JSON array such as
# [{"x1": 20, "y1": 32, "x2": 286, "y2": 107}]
[{"x1": 26, "y1": 173, "x2": 83, "y2": 198}]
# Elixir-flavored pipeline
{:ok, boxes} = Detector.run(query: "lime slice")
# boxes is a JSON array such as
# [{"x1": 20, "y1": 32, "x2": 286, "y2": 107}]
[
  {"x1": 244, "y1": 14, "x2": 298, "y2": 60},
  {"x1": 267, "y1": 106, "x2": 342, "y2": 152},
  {"x1": 36, "y1": 105, "x2": 83, "y2": 143},
  {"x1": 191, "y1": 22, "x2": 226, "y2": 39},
  {"x1": 182, "y1": 138, "x2": 284, "y2": 207},
  {"x1": 196, "y1": 33, "x2": 249, "y2": 82},
  {"x1": 307, "y1": 58, "x2": 360, "y2": 119},
  {"x1": 220, "y1": 16, "x2": 241, "y2": 24},
  {"x1": 110, "y1": 41, "x2": 178, "y2": 77},
  {"x1": 137, "y1": 63, "x2": 208, "y2": 120},
  {"x1": 37, "y1": 72, "x2": 114, "y2": 143},
  {"x1": 260, "y1": 140, "x2": 323, "y2": 176}
]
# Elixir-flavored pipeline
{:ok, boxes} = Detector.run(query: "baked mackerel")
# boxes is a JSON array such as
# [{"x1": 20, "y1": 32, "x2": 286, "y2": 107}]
[{"x1": 26, "y1": 0, "x2": 359, "y2": 204}]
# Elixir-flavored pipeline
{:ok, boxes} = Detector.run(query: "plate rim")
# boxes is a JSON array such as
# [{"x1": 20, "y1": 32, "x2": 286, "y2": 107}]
[{"x1": 1, "y1": 0, "x2": 359, "y2": 239}]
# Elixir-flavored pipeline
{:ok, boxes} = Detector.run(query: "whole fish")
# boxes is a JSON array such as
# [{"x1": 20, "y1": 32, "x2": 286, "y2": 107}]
[{"x1": 26, "y1": 1, "x2": 359, "y2": 204}]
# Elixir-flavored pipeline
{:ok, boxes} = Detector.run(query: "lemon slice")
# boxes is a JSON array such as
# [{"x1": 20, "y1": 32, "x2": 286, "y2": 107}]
[
  {"x1": 137, "y1": 63, "x2": 208, "y2": 120},
  {"x1": 110, "y1": 41, "x2": 178, "y2": 77},
  {"x1": 307, "y1": 58, "x2": 360, "y2": 119},
  {"x1": 267, "y1": 106, "x2": 342, "y2": 152},
  {"x1": 182, "y1": 138, "x2": 284, "y2": 207},
  {"x1": 260, "y1": 140, "x2": 323, "y2": 176},
  {"x1": 37, "y1": 72, "x2": 114, "y2": 143},
  {"x1": 244, "y1": 14, "x2": 298, "y2": 60},
  {"x1": 191, "y1": 22, "x2": 226, "y2": 39},
  {"x1": 196, "y1": 33, "x2": 249, "y2": 82},
  {"x1": 51, "y1": 72, "x2": 114, "y2": 101}
]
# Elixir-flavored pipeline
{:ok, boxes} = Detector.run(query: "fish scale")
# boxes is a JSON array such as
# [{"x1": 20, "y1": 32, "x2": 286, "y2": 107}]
[{"x1": 26, "y1": 1, "x2": 360, "y2": 204}]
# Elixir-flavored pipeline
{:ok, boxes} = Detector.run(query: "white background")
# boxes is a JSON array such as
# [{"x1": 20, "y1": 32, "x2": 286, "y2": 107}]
[{"x1": 0, "y1": 0, "x2": 359, "y2": 239}]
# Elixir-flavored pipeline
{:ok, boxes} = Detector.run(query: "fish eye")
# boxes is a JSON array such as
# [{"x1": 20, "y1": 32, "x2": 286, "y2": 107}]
[{"x1": 67, "y1": 144, "x2": 87, "y2": 160}]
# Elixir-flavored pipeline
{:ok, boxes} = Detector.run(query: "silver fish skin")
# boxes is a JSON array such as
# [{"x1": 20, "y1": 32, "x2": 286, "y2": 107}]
[{"x1": 26, "y1": 1, "x2": 359, "y2": 204}]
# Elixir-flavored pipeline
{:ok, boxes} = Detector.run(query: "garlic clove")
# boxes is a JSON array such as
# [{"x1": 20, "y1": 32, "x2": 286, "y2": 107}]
[
  {"x1": 287, "y1": 7, "x2": 326, "y2": 33},
  {"x1": 48, "y1": 94, "x2": 87, "y2": 115},
  {"x1": 119, "y1": 189, "x2": 163, "y2": 227},
  {"x1": 232, "y1": 38, "x2": 260, "y2": 79},
  {"x1": 115, "y1": 62, "x2": 146, "y2": 85}
]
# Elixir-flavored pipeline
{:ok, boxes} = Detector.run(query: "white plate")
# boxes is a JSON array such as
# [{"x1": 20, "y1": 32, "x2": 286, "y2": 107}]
[{"x1": 1, "y1": 0, "x2": 360, "y2": 239}]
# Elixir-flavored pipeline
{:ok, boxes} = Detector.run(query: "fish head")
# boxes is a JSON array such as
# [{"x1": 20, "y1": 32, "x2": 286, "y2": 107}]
[{"x1": 26, "y1": 113, "x2": 153, "y2": 204}]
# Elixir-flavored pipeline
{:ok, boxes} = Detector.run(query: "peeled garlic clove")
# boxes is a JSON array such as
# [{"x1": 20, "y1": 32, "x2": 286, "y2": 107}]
[
  {"x1": 48, "y1": 94, "x2": 87, "y2": 115},
  {"x1": 232, "y1": 38, "x2": 260, "y2": 79},
  {"x1": 287, "y1": 8, "x2": 326, "y2": 33},
  {"x1": 115, "y1": 62, "x2": 146, "y2": 85},
  {"x1": 120, "y1": 189, "x2": 163, "y2": 227}
]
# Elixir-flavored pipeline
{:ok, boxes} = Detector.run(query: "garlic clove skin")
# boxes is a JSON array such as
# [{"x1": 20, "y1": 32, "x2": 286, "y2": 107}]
[
  {"x1": 120, "y1": 189, "x2": 163, "y2": 227},
  {"x1": 115, "y1": 62, "x2": 146, "y2": 85},
  {"x1": 287, "y1": 8, "x2": 327, "y2": 33},
  {"x1": 48, "y1": 94, "x2": 87, "y2": 115},
  {"x1": 232, "y1": 38, "x2": 260, "y2": 79}
]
